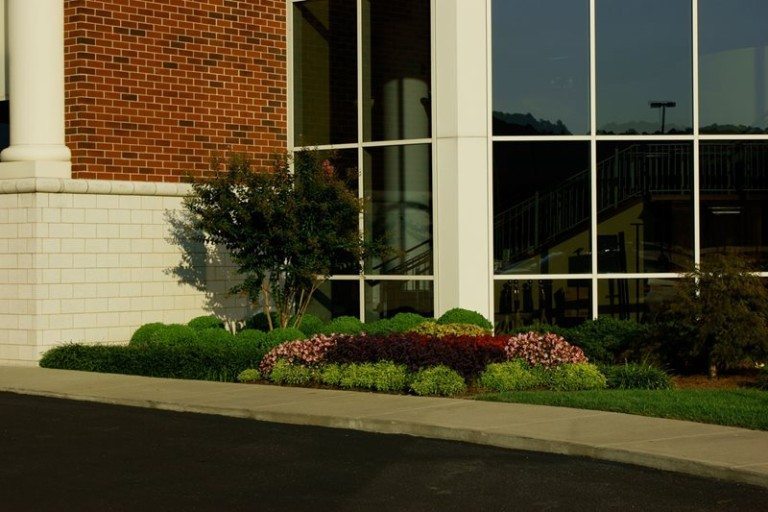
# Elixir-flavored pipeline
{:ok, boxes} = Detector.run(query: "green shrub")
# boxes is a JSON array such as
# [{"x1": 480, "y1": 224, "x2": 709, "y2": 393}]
[
  {"x1": 269, "y1": 359, "x2": 313, "y2": 386},
  {"x1": 755, "y1": 366, "x2": 767, "y2": 390},
  {"x1": 318, "y1": 363, "x2": 345, "y2": 387},
  {"x1": 292, "y1": 313, "x2": 325, "y2": 337},
  {"x1": 363, "y1": 319, "x2": 395, "y2": 336},
  {"x1": 266, "y1": 327, "x2": 306, "y2": 346},
  {"x1": 548, "y1": 363, "x2": 607, "y2": 391},
  {"x1": 39, "y1": 341, "x2": 268, "y2": 382},
  {"x1": 389, "y1": 312, "x2": 429, "y2": 332},
  {"x1": 602, "y1": 362, "x2": 673, "y2": 390},
  {"x1": 187, "y1": 315, "x2": 225, "y2": 331},
  {"x1": 569, "y1": 317, "x2": 648, "y2": 364},
  {"x1": 129, "y1": 322, "x2": 165, "y2": 347},
  {"x1": 408, "y1": 321, "x2": 488, "y2": 337},
  {"x1": 143, "y1": 324, "x2": 198, "y2": 347},
  {"x1": 478, "y1": 360, "x2": 543, "y2": 392},
  {"x1": 237, "y1": 368, "x2": 261, "y2": 383},
  {"x1": 336, "y1": 361, "x2": 410, "y2": 392},
  {"x1": 196, "y1": 328, "x2": 236, "y2": 345},
  {"x1": 437, "y1": 308, "x2": 493, "y2": 331},
  {"x1": 234, "y1": 329, "x2": 269, "y2": 348},
  {"x1": 410, "y1": 365, "x2": 467, "y2": 397},
  {"x1": 246, "y1": 311, "x2": 280, "y2": 331},
  {"x1": 321, "y1": 315, "x2": 363, "y2": 335},
  {"x1": 501, "y1": 322, "x2": 573, "y2": 339}
]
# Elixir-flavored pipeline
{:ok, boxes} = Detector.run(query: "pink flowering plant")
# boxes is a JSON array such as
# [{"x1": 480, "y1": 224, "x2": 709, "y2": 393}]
[
  {"x1": 504, "y1": 332, "x2": 588, "y2": 368},
  {"x1": 259, "y1": 333, "x2": 349, "y2": 376}
]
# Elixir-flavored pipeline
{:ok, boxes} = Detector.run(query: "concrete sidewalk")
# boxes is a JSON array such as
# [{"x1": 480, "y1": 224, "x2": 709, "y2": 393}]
[{"x1": 2, "y1": 366, "x2": 767, "y2": 489}]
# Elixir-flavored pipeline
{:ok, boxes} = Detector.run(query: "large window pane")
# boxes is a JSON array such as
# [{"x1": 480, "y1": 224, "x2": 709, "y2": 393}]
[
  {"x1": 700, "y1": 142, "x2": 768, "y2": 268},
  {"x1": 597, "y1": 142, "x2": 694, "y2": 273},
  {"x1": 362, "y1": 0, "x2": 431, "y2": 142},
  {"x1": 699, "y1": 1, "x2": 768, "y2": 134},
  {"x1": 492, "y1": 0, "x2": 590, "y2": 135},
  {"x1": 364, "y1": 144, "x2": 432, "y2": 275},
  {"x1": 596, "y1": 0, "x2": 692, "y2": 134},
  {"x1": 495, "y1": 279, "x2": 591, "y2": 332},
  {"x1": 364, "y1": 280, "x2": 433, "y2": 321},
  {"x1": 597, "y1": 278, "x2": 677, "y2": 322},
  {"x1": 293, "y1": 0, "x2": 357, "y2": 146},
  {"x1": 306, "y1": 280, "x2": 361, "y2": 321},
  {"x1": 494, "y1": 142, "x2": 591, "y2": 275}
]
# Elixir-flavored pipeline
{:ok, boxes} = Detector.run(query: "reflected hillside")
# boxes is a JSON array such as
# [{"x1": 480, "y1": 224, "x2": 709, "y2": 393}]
[{"x1": 493, "y1": 111, "x2": 571, "y2": 136}]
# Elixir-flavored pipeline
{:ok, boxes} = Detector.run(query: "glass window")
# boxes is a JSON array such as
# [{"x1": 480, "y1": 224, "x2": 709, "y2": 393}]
[
  {"x1": 362, "y1": 0, "x2": 431, "y2": 142},
  {"x1": 492, "y1": 0, "x2": 590, "y2": 135},
  {"x1": 597, "y1": 142, "x2": 694, "y2": 273},
  {"x1": 493, "y1": 142, "x2": 591, "y2": 275},
  {"x1": 364, "y1": 280, "x2": 433, "y2": 321},
  {"x1": 364, "y1": 144, "x2": 432, "y2": 275},
  {"x1": 306, "y1": 280, "x2": 361, "y2": 321},
  {"x1": 596, "y1": 0, "x2": 692, "y2": 134},
  {"x1": 494, "y1": 279, "x2": 591, "y2": 332},
  {"x1": 293, "y1": 0, "x2": 357, "y2": 146},
  {"x1": 700, "y1": 141, "x2": 768, "y2": 269},
  {"x1": 699, "y1": 0, "x2": 768, "y2": 134},
  {"x1": 597, "y1": 278, "x2": 678, "y2": 322}
]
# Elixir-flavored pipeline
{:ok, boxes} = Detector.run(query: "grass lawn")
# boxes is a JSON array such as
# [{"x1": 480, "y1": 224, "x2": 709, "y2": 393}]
[{"x1": 474, "y1": 389, "x2": 768, "y2": 431}]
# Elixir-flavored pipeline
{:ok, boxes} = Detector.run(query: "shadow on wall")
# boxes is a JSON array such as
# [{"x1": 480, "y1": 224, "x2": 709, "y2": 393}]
[{"x1": 164, "y1": 210, "x2": 251, "y2": 330}]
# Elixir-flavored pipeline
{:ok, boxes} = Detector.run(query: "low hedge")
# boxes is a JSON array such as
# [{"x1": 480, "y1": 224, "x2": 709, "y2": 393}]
[{"x1": 40, "y1": 340, "x2": 269, "y2": 382}]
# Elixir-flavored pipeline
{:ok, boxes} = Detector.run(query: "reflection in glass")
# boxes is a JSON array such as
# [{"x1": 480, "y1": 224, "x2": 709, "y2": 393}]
[
  {"x1": 597, "y1": 278, "x2": 678, "y2": 321},
  {"x1": 699, "y1": 1, "x2": 768, "y2": 133},
  {"x1": 596, "y1": 0, "x2": 692, "y2": 134},
  {"x1": 362, "y1": 0, "x2": 431, "y2": 142},
  {"x1": 700, "y1": 142, "x2": 768, "y2": 268},
  {"x1": 492, "y1": 0, "x2": 589, "y2": 135},
  {"x1": 364, "y1": 280, "x2": 433, "y2": 321},
  {"x1": 493, "y1": 143, "x2": 591, "y2": 274},
  {"x1": 306, "y1": 280, "x2": 361, "y2": 321},
  {"x1": 364, "y1": 145, "x2": 432, "y2": 275},
  {"x1": 494, "y1": 279, "x2": 591, "y2": 332},
  {"x1": 597, "y1": 142, "x2": 694, "y2": 273},
  {"x1": 293, "y1": 0, "x2": 357, "y2": 146}
]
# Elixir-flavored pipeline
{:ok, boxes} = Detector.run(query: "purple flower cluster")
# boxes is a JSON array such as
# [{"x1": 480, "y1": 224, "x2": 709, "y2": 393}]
[
  {"x1": 504, "y1": 332, "x2": 588, "y2": 368},
  {"x1": 259, "y1": 334, "x2": 346, "y2": 376}
]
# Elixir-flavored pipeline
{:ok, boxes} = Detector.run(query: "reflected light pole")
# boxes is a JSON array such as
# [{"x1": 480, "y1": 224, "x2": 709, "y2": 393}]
[{"x1": 649, "y1": 101, "x2": 676, "y2": 134}]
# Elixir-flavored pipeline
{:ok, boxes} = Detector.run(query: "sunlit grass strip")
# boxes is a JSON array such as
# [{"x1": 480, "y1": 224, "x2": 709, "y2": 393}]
[{"x1": 475, "y1": 389, "x2": 768, "y2": 431}]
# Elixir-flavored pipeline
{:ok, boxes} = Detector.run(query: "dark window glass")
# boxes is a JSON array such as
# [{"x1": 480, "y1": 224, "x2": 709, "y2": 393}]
[
  {"x1": 364, "y1": 280, "x2": 433, "y2": 321},
  {"x1": 494, "y1": 279, "x2": 591, "y2": 331},
  {"x1": 597, "y1": 278, "x2": 677, "y2": 322},
  {"x1": 596, "y1": 0, "x2": 692, "y2": 135},
  {"x1": 0, "y1": 101, "x2": 8, "y2": 151},
  {"x1": 306, "y1": 280, "x2": 361, "y2": 321},
  {"x1": 364, "y1": 144, "x2": 432, "y2": 275},
  {"x1": 597, "y1": 142, "x2": 694, "y2": 273},
  {"x1": 699, "y1": 0, "x2": 768, "y2": 134},
  {"x1": 700, "y1": 142, "x2": 768, "y2": 269},
  {"x1": 362, "y1": 0, "x2": 431, "y2": 142},
  {"x1": 293, "y1": 0, "x2": 357, "y2": 146},
  {"x1": 492, "y1": 0, "x2": 589, "y2": 135},
  {"x1": 493, "y1": 142, "x2": 591, "y2": 275}
]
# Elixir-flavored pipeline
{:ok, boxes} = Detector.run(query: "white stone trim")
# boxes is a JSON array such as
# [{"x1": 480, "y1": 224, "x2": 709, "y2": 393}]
[{"x1": 0, "y1": 178, "x2": 192, "y2": 197}]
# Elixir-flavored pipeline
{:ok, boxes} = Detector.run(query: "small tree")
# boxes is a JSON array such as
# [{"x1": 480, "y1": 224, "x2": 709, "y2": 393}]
[
  {"x1": 183, "y1": 150, "x2": 372, "y2": 330},
  {"x1": 659, "y1": 254, "x2": 768, "y2": 377}
]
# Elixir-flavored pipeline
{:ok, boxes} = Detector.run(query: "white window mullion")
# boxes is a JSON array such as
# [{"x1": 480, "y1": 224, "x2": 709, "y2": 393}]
[
  {"x1": 589, "y1": 0, "x2": 599, "y2": 319},
  {"x1": 692, "y1": 0, "x2": 701, "y2": 268}
]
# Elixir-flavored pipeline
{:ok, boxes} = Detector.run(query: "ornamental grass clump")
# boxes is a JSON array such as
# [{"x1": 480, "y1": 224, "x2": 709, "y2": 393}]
[
  {"x1": 478, "y1": 360, "x2": 544, "y2": 392},
  {"x1": 547, "y1": 363, "x2": 607, "y2": 391},
  {"x1": 602, "y1": 362, "x2": 673, "y2": 390},
  {"x1": 504, "y1": 332, "x2": 587, "y2": 368},
  {"x1": 259, "y1": 334, "x2": 344, "y2": 376}
]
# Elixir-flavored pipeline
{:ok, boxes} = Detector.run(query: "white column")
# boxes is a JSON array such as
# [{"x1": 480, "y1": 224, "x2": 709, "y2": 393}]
[
  {"x1": 0, "y1": 0, "x2": 71, "y2": 179},
  {"x1": 433, "y1": 0, "x2": 492, "y2": 319}
]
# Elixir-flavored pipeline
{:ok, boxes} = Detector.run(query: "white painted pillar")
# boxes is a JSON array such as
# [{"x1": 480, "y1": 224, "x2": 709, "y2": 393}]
[
  {"x1": 433, "y1": 0, "x2": 492, "y2": 319},
  {"x1": 0, "y1": 0, "x2": 71, "y2": 178}
]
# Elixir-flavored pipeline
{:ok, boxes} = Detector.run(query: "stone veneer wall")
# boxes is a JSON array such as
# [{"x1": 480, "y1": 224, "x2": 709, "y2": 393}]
[{"x1": 0, "y1": 179, "x2": 250, "y2": 365}]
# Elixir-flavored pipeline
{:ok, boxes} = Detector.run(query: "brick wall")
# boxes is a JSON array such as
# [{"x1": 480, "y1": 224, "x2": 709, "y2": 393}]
[{"x1": 64, "y1": 0, "x2": 287, "y2": 182}]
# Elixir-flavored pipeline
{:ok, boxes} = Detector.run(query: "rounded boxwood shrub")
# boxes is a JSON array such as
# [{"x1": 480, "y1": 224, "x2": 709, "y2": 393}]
[
  {"x1": 135, "y1": 324, "x2": 198, "y2": 347},
  {"x1": 548, "y1": 363, "x2": 607, "y2": 391},
  {"x1": 437, "y1": 308, "x2": 493, "y2": 331},
  {"x1": 196, "y1": 328, "x2": 235, "y2": 345},
  {"x1": 389, "y1": 312, "x2": 429, "y2": 332},
  {"x1": 245, "y1": 311, "x2": 279, "y2": 331},
  {"x1": 187, "y1": 315, "x2": 224, "y2": 331},
  {"x1": 321, "y1": 315, "x2": 363, "y2": 335},
  {"x1": 129, "y1": 322, "x2": 166, "y2": 347},
  {"x1": 410, "y1": 365, "x2": 467, "y2": 397},
  {"x1": 602, "y1": 363, "x2": 673, "y2": 390},
  {"x1": 408, "y1": 321, "x2": 488, "y2": 337},
  {"x1": 266, "y1": 327, "x2": 306, "y2": 346},
  {"x1": 269, "y1": 359, "x2": 313, "y2": 386},
  {"x1": 569, "y1": 317, "x2": 648, "y2": 365},
  {"x1": 478, "y1": 360, "x2": 543, "y2": 392},
  {"x1": 363, "y1": 319, "x2": 395, "y2": 336},
  {"x1": 235, "y1": 329, "x2": 269, "y2": 348},
  {"x1": 237, "y1": 368, "x2": 261, "y2": 383},
  {"x1": 292, "y1": 313, "x2": 325, "y2": 337}
]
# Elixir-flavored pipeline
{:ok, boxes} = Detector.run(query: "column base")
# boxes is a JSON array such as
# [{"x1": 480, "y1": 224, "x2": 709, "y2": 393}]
[{"x1": 0, "y1": 160, "x2": 72, "y2": 179}]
